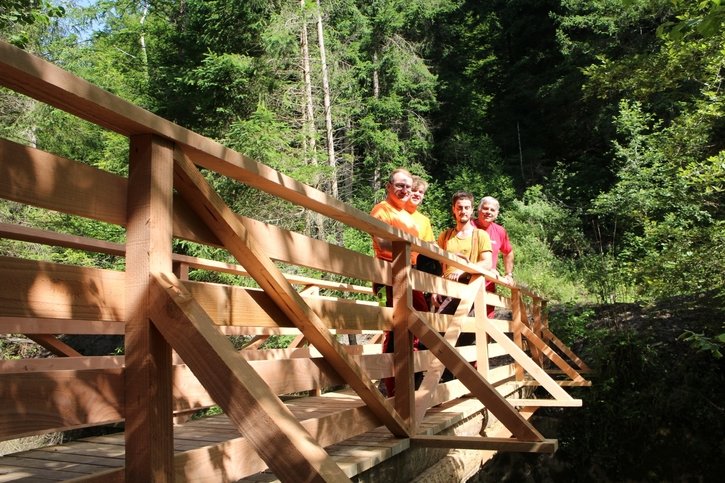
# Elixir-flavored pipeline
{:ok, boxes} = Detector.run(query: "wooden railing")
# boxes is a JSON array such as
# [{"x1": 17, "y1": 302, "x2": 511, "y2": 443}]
[{"x1": 0, "y1": 41, "x2": 589, "y2": 482}]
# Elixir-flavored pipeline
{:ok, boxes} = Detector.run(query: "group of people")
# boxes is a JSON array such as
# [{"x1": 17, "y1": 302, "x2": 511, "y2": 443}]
[
  {"x1": 370, "y1": 167, "x2": 515, "y2": 395},
  {"x1": 371, "y1": 167, "x2": 514, "y2": 309}
]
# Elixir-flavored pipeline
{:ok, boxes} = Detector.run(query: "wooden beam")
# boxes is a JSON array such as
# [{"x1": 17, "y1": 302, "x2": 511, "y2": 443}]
[
  {"x1": 0, "y1": 138, "x2": 128, "y2": 224},
  {"x1": 0, "y1": 222, "x2": 374, "y2": 296},
  {"x1": 518, "y1": 297, "x2": 544, "y2": 365},
  {"x1": 510, "y1": 288, "x2": 525, "y2": 381},
  {"x1": 411, "y1": 435, "x2": 558, "y2": 453},
  {"x1": 414, "y1": 277, "x2": 484, "y2": 426},
  {"x1": 0, "y1": 368, "x2": 124, "y2": 441},
  {"x1": 391, "y1": 241, "x2": 415, "y2": 424},
  {"x1": 149, "y1": 272, "x2": 351, "y2": 482},
  {"x1": 518, "y1": 323, "x2": 588, "y2": 384},
  {"x1": 507, "y1": 398, "x2": 582, "y2": 407},
  {"x1": 0, "y1": 316, "x2": 125, "y2": 335},
  {"x1": 172, "y1": 146, "x2": 410, "y2": 437},
  {"x1": 408, "y1": 311, "x2": 544, "y2": 442},
  {"x1": 482, "y1": 318, "x2": 576, "y2": 402},
  {"x1": 0, "y1": 256, "x2": 126, "y2": 322},
  {"x1": 541, "y1": 326, "x2": 592, "y2": 373},
  {"x1": 0, "y1": 356, "x2": 124, "y2": 373},
  {"x1": 475, "y1": 282, "x2": 490, "y2": 377},
  {"x1": 26, "y1": 334, "x2": 83, "y2": 357},
  {"x1": 124, "y1": 134, "x2": 175, "y2": 481}
]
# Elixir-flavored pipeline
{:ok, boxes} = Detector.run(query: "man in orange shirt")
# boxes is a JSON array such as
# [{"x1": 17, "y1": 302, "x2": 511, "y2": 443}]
[{"x1": 371, "y1": 168, "x2": 428, "y2": 396}]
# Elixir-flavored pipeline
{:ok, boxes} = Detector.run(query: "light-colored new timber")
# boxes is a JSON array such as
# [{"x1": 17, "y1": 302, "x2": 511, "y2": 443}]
[
  {"x1": 172, "y1": 147, "x2": 410, "y2": 437},
  {"x1": 149, "y1": 272, "x2": 351, "y2": 482},
  {"x1": 124, "y1": 134, "x2": 175, "y2": 481}
]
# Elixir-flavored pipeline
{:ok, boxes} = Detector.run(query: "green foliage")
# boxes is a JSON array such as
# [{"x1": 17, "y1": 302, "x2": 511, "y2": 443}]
[
  {"x1": 590, "y1": 98, "x2": 725, "y2": 301},
  {"x1": 549, "y1": 299, "x2": 725, "y2": 482},
  {"x1": 679, "y1": 329, "x2": 725, "y2": 359},
  {"x1": 260, "y1": 335, "x2": 296, "y2": 349},
  {"x1": 499, "y1": 186, "x2": 591, "y2": 302},
  {"x1": 658, "y1": 0, "x2": 725, "y2": 41},
  {"x1": 547, "y1": 303, "x2": 598, "y2": 345},
  {"x1": 0, "y1": 0, "x2": 65, "y2": 48}
]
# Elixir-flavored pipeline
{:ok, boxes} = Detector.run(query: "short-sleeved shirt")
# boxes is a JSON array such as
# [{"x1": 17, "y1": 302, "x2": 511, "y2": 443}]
[
  {"x1": 410, "y1": 210, "x2": 434, "y2": 243},
  {"x1": 475, "y1": 221, "x2": 512, "y2": 266},
  {"x1": 409, "y1": 209, "x2": 434, "y2": 265},
  {"x1": 437, "y1": 228, "x2": 492, "y2": 278},
  {"x1": 371, "y1": 199, "x2": 419, "y2": 261}
]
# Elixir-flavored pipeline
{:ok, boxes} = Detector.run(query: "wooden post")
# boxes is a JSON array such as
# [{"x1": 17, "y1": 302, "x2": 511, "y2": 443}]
[
  {"x1": 532, "y1": 298, "x2": 544, "y2": 367},
  {"x1": 510, "y1": 288, "x2": 525, "y2": 382},
  {"x1": 391, "y1": 241, "x2": 415, "y2": 426},
  {"x1": 125, "y1": 134, "x2": 175, "y2": 481},
  {"x1": 475, "y1": 280, "x2": 489, "y2": 378}
]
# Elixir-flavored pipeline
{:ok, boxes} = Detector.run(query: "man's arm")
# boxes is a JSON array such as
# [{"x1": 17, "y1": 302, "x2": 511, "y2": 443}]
[
  {"x1": 476, "y1": 250, "x2": 492, "y2": 271},
  {"x1": 503, "y1": 249, "x2": 514, "y2": 277}
]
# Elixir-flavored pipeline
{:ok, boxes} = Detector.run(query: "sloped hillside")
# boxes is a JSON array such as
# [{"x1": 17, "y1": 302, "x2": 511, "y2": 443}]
[{"x1": 473, "y1": 293, "x2": 725, "y2": 482}]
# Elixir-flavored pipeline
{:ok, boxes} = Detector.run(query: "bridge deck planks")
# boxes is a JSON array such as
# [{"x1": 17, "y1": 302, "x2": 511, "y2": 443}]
[{"x1": 0, "y1": 391, "x2": 483, "y2": 482}]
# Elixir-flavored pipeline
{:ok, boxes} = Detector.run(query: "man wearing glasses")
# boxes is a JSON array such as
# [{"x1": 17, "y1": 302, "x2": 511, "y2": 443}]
[{"x1": 370, "y1": 168, "x2": 428, "y2": 396}]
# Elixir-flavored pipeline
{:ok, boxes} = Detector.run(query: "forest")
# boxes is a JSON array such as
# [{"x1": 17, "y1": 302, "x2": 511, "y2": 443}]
[{"x1": 1, "y1": 0, "x2": 723, "y2": 481}]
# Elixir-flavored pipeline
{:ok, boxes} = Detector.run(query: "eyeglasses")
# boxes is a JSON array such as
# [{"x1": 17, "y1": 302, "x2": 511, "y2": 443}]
[{"x1": 392, "y1": 182, "x2": 412, "y2": 190}]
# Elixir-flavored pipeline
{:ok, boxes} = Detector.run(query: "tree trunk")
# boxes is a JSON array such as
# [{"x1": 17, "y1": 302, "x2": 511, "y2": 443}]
[
  {"x1": 315, "y1": 0, "x2": 337, "y2": 200},
  {"x1": 300, "y1": 0, "x2": 325, "y2": 239},
  {"x1": 300, "y1": 0, "x2": 317, "y2": 166}
]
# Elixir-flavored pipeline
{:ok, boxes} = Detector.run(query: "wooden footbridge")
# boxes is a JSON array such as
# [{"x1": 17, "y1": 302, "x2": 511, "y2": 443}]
[{"x1": 0, "y1": 41, "x2": 590, "y2": 482}]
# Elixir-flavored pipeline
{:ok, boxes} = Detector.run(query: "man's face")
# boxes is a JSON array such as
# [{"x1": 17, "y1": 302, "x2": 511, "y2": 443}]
[
  {"x1": 386, "y1": 173, "x2": 412, "y2": 208},
  {"x1": 409, "y1": 185, "x2": 426, "y2": 207},
  {"x1": 477, "y1": 202, "x2": 499, "y2": 226},
  {"x1": 452, "y1": 199, "x2": 473, "y2": 225}
]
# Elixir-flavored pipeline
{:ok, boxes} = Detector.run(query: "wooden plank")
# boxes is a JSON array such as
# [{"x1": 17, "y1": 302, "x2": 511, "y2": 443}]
[
  {"x1": 184, "y1": 279, "x2": 387, "y2": 331},
  {"x1": 0, "y1": 356, "x2": 124, "y2": 373},
  {"x1": 0, "y1": 223, "x2": 373, "y2": 296},
  {"x1": 123, "y1": 134, "x2": 175, "y2": 481},
  {"x1": 518, "y1": 297, "x2": 544, "y2": 365},
  {"x1": 411, "y1": 435, "x2": 558, "y2": 453},
  {"x1": 518, "y1": 323, "x2": 588, "y2": 384},
  {"x1": 506, "y1": 398, "x2": 582, "y2": 407},
  {"x1": 541, "y1": 326, "x2": 592, "y2": 372},
  {"x1": 0, "y1": 369, "x2": 123, "y2": 441},
  {"x1": 0, "y1": 316, "x2": 124, "y2": 335},
  {"x1": 510, "y1": 288, "x2": 525, "y2": 381},
  {"x1": 476, "y1": 283, "x2": 490, "y2": 377},
  {"x1": 148, "y1": 272, "x2": 351, "y2": 482},
  {"x1": 531, "y1": 298, "x2": 545, "y2": 366},
  {"x1": 0, "y1": 221, "x2": 125, "y2": 257},
  {"x1": 414, "y1": 277, "x2": 484, "y2": 426},
  {"x1": 67, "y1": 400, "x2": 378, "y2": 482},
  {"x1": 0, "y1": 256, "x2": 125, "y2": 321},
  {"x1": 172, "y1": 146, "x2": 410, "y2": 438},
  {"x1": 0, "y1": 138, "x2": 127, "y2": 225},
  {"x1": 0, "y1": 256, "x2": 380, "y2": 332}
]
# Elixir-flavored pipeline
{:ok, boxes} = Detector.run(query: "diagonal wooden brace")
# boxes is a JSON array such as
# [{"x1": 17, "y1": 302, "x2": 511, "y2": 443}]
[
  {"x1": 408, "y1": 312, "x2": 545, "y2": 442},
  {"x1": 172, "y1": 146, "x2": 410, "y2": 437},
  {"x1": 149, "y1": 272, "x2": 351, "y2": 482}
]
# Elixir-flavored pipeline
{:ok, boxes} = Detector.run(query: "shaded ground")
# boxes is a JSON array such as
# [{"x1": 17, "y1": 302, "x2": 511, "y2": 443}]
[{"x1": 470, "y1": 292, "x2": 725, "y2": 482}]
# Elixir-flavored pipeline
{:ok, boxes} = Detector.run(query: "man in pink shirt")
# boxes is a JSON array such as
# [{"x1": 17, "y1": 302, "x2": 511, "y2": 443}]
[{"x1": 475, "y1": 196, "x2": 514, "y2": 318}]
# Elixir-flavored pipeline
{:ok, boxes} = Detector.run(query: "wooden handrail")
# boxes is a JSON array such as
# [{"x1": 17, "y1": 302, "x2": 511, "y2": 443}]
[
  {"x1": 0, "y1": 222, "x2": 373, "y2": 295},
  {"x1": 0, "y1": 41, "x2": 591, "y2": 481}
]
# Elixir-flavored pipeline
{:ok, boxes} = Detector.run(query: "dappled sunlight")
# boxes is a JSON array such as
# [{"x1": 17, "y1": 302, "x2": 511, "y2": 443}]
[{"x1": 0, "y1": 40, "x2": 588, "y2": 480}]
